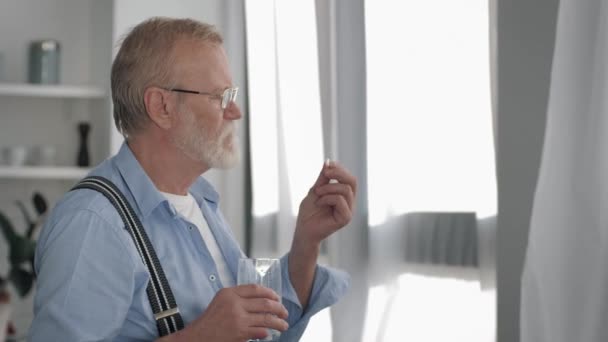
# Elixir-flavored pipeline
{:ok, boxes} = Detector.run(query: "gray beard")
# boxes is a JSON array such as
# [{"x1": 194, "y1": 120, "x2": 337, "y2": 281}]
[{"x1": 171, "y1": 107, "x2": 240, "y2": 169}]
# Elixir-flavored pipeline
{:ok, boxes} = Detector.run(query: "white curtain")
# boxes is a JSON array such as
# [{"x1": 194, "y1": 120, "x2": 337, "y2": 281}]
[
  {"x1": 244, "y1": 0, "x2": 324, "y2": 257},
  {"x1": 245, "y1": 0, "x2": 498, "y2": 340},
  {"x1": 521, "y1": 0, "x2": 608, "y2": 341},
  {"x1": 361, "y1": 1, "x2": 497, "y2": 341},
  {"x1": 244, "y1": 1, "x2": 332, "y2": 340},
  {"x1": 314, "y1": 0, "x2": 498, "y2": 341}
]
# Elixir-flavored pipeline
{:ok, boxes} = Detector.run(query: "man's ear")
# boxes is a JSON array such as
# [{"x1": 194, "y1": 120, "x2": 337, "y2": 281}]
[{"x1": 144, "y1": 87, "x2": 175, "y2": 130}]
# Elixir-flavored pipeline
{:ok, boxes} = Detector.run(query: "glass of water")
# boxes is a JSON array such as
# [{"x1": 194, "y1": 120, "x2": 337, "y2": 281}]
[{"x1": 237, "y1": 258, "x2": 282, "y2": 341}]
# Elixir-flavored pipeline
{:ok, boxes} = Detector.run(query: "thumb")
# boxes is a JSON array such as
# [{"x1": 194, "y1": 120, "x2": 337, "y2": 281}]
[{"x1": 312, "y1": 160, "x2": 331, "y2": 189}]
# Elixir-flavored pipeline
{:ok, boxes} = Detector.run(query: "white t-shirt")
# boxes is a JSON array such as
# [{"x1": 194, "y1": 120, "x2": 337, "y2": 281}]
[{"x1": 160, "y1": 191, "x2": 234, "y2": 287}]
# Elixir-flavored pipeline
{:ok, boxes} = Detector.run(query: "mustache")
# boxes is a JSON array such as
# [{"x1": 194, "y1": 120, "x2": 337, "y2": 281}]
[{"x1": 220, "y1": 123, "x2": 237, "y2": 140}]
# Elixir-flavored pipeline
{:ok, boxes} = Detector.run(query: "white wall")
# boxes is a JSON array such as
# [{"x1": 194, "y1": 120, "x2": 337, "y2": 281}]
[
  {"x1": 0, "y1": 0, "x2": 111, "y2": 335},
  {"x1": 0, "y1": 1, "x2": 246, "y2": 336},
  {"x1": 496, "y1": 0, "x2": 560, "y2": 341}
]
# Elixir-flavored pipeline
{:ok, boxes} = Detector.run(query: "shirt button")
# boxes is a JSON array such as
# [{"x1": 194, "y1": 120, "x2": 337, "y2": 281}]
[{"x1": 209, "y1": 274, "x2": 217, "y2": 281}]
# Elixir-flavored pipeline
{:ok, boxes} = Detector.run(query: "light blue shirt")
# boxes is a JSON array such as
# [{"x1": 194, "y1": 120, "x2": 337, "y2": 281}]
[{"x1": 30, "y1": 143, "x2": 350, "y2": 341}]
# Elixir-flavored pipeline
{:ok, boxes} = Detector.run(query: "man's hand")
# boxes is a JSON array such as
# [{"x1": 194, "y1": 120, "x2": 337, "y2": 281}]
[
  {"x1": 295, "y1": 160, "x2": 357, "y2": 246},
  {"x1": 288, "y1": 160, "x2": 357, "y2": 307},
  {"x1": 158, "y1": 284, "x2": 289, "y2": 342}
]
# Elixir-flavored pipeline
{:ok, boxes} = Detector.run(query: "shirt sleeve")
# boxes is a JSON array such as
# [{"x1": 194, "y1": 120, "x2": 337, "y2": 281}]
[
  {"x1": 29, "y1": 208, "x2": 138, "y2": 342},
  {"x1": 279, "y1": 253, "x2": 351, "y2": 341}
]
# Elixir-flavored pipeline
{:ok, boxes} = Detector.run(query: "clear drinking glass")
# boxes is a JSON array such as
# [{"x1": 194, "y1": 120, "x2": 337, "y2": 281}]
[{"x1": 237, "y1": 258, "x2": 282, "y2": 341}]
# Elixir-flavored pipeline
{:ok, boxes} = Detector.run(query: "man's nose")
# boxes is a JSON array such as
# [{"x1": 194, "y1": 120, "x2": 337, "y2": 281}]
[{"x1": 223, "y1": 101, "x2": 242, "y2": 120}]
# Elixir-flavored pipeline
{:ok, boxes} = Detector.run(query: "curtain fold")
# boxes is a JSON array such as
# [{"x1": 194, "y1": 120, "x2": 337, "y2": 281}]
[
  {"x1": 319, "y1": 1, "x2": 370, "y2": 340},
  {"x1": 521, "y1": 1, "x2": 608, "y2": 341},
  {"x1": 245, "y1": 0, "x2": 325, "y2": 259}
]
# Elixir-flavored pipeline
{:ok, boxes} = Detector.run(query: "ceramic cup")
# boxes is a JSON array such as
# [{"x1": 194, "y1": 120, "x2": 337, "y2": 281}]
[
  {"x1": 3, "y1": 145, "x2": 28, "y2": 166},
  {"x1": 30, "y1": 145, "x2": 56, "y2": 166}
]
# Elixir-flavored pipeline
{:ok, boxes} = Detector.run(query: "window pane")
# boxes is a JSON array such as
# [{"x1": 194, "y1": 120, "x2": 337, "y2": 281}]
[
  {"x1": 245, "y1": 0, "x2": 280, "y2": 216},
  {"x1": 275, "y1": 0, "x2": 325, "y2": 215},
  {"x1": 366, "y1": 0, "x2": 497, "y2": 226}
]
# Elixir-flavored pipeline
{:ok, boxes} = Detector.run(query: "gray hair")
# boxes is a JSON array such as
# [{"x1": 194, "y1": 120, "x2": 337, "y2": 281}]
[{"x1": 111, "y1": 17, "x2": 223, "y2": 138}]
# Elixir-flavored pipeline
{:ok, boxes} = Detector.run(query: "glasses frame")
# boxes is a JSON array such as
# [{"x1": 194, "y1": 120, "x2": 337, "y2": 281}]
[{"x1": 168, "y1": 86, "x2": 239, "y2": 109}]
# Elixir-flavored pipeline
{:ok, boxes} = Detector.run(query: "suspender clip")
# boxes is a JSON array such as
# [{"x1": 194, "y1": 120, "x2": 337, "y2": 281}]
[{"x1": 154, "y1": 307, "x2": 180, "y2": 321}]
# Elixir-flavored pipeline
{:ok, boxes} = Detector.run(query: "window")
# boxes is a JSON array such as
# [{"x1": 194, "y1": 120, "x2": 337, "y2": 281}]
[{"x1": 366, "y1": 0, "x2": 496, "y2": 226}]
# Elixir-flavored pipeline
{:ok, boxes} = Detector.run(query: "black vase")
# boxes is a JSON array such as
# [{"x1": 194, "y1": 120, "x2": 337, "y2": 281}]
[{"x1": 77, "y1": 122, "x2": 91, "y2": 167}]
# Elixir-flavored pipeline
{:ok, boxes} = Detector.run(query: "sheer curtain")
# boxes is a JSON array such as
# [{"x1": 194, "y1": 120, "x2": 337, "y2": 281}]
[
  {"x1": 362, "y1": 0, "x2": 497, "y2": 341},
  {"x1": 245, "y1": 0, "x2": 324, "y2": 256},
  {"x1": 245, "y1": 0, "x2": 497, "y2": 340},
  {"x1": 521, "y1": 0, "x2": 608, "y2": 341},
  {"x1": 244, "y1": 1, "x2": 332, "y2": 340}
]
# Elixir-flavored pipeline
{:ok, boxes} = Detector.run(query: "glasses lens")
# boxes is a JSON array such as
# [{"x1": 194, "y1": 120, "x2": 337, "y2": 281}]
[
  {"x1": 221, "y1": 91, "x2": 228, "y2": 109},
  {"x1": 221, "y1": 87, "x2": 239, "y2": 109}
]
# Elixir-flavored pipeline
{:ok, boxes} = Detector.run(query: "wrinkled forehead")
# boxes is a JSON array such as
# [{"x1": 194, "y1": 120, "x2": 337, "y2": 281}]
[{"x1": 171, "y1": 39, "x2": 232, "y2": 89}]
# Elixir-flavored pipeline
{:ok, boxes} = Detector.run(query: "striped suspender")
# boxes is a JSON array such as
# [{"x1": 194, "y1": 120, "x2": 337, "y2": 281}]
[{"x1": 72, "y1": 176, "x2": 184, "y2": 337}]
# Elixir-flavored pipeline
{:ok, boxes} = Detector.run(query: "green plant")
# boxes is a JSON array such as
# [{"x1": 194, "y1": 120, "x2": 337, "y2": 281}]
[{"x1": 0, "y1": 192, "x2": 47, "y2": 297}]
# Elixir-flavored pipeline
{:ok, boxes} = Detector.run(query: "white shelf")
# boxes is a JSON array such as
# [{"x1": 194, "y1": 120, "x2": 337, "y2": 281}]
[
  {"x1": 0, "y1": 166, "x2": 91, "y2": 179},
  {"x1": 0, "y1": 83, "x2": 106, "y2": 99}
]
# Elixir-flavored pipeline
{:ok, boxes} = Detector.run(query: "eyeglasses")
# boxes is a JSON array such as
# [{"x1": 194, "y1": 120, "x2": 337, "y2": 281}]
[{"x1": 168, "y1": 86, "x2": 239, "y2": 109}]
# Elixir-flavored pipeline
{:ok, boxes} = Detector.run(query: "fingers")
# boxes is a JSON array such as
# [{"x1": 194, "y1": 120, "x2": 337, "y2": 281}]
[
  {"x1": 314, "y1": 161, "x2": 357, "y2": 213},
  {"x1": 200, "y1": 286, "x2": 288, "y2": 341},
  {"x1": 322, "y1": 162, "x2": 358, "y2": 196},
  {"x1": 315, "y1": 194, "x2": 352, "y2": 225},
  {"x1": 234, "y1": 284, "x2": 280, "y2": 301},
  {"x1": 232, "y1": 285, "x2": 290, "y2": 335},
  {"x1": 248, "y1": 327, "x2": 274, "y2": 340},
  {"x1": 249, "y1": 312, "x2": 290, "y2": 332},
  {"x1": 311, "y1": 161, "x2": 331, "y2": 190},
  {"x1": 243, "y1": 298, "x2": 289, "y2": 319},
  {"x1": 311, "y1": 160, "x2": 357, "y2": 199},
  {"x1": 314, "y1": 183, "x2": 355, "y2": 209}
]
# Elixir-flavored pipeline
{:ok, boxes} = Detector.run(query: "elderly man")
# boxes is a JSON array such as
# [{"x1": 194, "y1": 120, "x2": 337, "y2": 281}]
[{"x1": 29, "y1": 17, "x2": 356, "y2": 341}]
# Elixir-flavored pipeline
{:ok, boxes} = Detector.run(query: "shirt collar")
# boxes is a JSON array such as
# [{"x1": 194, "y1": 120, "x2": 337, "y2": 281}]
[
  {"x1": 190, "y1": 175, "x2": 220, "y2": 211},
  {"x1": 113, "y1": 142, "x2": 220, "y2": 218}
]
